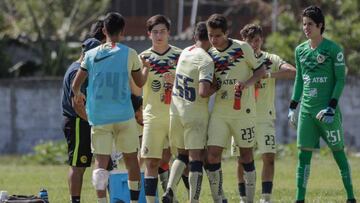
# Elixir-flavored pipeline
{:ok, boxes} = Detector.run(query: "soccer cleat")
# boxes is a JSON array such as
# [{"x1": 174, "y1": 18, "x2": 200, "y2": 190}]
[
  {"x1": 294, "y1": 200, "x2": 304, "y2": 203},
  {"x1": 347, "y1": 199, "x2": 356, "y2": 203},
  {"x1": 162, "y1": 188, "x2": 177, "y2": 203},
  {"x1": 239, "y1": 196, "x2": 246, "y2": 203}
]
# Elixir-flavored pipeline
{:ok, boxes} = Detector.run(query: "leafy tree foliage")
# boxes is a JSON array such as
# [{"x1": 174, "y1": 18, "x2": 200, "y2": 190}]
[
  {"x1": 265, "y1": 0, "x2": 360, "y2": 74},
  {"x1": 0, "y1": 0, "x2": 110, "y2": 77}
]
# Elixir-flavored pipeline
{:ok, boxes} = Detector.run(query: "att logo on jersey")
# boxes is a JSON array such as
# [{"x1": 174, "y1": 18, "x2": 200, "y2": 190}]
[
  {"x1": 211, "y1": 48, "x2": 244, "y2": 75},
  {"x1": 312, "y1": 76, "x2": 328, "y2": 83}
]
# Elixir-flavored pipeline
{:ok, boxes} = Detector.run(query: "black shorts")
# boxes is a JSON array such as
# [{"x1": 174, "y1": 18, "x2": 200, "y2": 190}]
[{"x1": 63, "y1": 117, "x2": 92, "y2": 167}]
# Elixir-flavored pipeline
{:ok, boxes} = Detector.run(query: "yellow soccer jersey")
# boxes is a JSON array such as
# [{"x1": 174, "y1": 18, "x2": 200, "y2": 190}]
[
  {"x1": 139, "y1": 45, "x2": 182, "y2": 120},
  {"x1": 170, "y1": 45, "x2": 215, "y2": 117},
  {"x1": 209, "y1": 39, "x2": 264, "y2": 119},
  {"x1": 255, "y1": 51, "x2": 285, "y2": 120}
]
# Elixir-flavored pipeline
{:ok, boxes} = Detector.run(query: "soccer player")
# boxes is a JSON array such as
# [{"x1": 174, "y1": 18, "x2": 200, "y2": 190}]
[
  {"x1": 232, "y1": 24, "x2": 295, "y2": 203},
  {"x1": 288, "y1": 6, "x2": 356, "y2": 203},
  {"x1": 138, "y1": 15, "x2": 182, "y2": 203},
  {"x1": 72, "y1": 12, "x2": 149, "y2": 203},
  {"x1": 205, "y1": 14, "x2": 266, "y2": 203},
  {"x1": 61, "y1": 37, "x2": 100, "y2": 203},
  {"x1": 89, "y1": 19, "x2": 106, "y2": 43},
  {"x1": 162, "y1": 21, "x2": 217, "y2": 203}
]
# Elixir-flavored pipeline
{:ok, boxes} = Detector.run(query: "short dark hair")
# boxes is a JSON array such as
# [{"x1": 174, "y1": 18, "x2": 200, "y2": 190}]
[
  {"x1": 194, "y1": 21, "x2": 208, "y2": 41},
  {"x1": 89, "y1": 19, "x2": 105, "y2": 42},
  {"x1": 103, "y1": 12, "x2": 125, "y2": 36},
  {"x1": 206, "y1": 14, "x2": 227, "y2": 33},
  {"x1": 146, "y1": 15, "x2": 170, "y2": 32},
  {"x1": 240, "y1": 24, "x2": 263, "y2": 40},
  {"x1": 302, "y1": 6, "x2": 325, "y2": 34}
]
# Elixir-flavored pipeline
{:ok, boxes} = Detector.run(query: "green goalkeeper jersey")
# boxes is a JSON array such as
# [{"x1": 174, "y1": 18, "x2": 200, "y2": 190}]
[{"x1": 292, "y1": 38, "x2": 346, "y2": 114}]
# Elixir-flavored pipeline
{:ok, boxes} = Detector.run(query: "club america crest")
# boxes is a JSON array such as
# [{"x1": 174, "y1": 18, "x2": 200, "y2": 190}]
[
  {"x1": 317, "y1": 54, "x2": 325, "y2": 64},
  {"x1": 168, "y1": 59, "x2": 176, "y2": 67}
]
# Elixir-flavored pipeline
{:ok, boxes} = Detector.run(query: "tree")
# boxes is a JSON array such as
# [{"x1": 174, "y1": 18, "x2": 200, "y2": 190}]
[
  {"x1": 265, "y1": 0, "x2": 360, "y2": 75},
  {"x1": 0, "y1": 0, "x2": 110, "y2": 76}
]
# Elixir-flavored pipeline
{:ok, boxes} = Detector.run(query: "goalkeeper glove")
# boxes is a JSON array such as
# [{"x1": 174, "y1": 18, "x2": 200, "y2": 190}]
[
  {"x1": 316, "y1": 107, "x2": 335, "y2": 124},
  {"x1": 288, "y1": 108, "x2": 297, "y2": 129}
]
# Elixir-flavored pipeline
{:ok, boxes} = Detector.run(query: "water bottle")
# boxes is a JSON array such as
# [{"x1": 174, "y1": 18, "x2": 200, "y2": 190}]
[
  {"x1": 233, "y1": 89, "x2": 242, "y2": 110},
  {"x1": 163, "y1": 83, "x2": 172, "y2": 104},
  {"x1": 0, "y1": 190, "x2": 9, "y2": 203},
  {"x1": 254, "y1": 81, "x2": 261, "y2": 102},
  {"x1": 39, "y1": 189, "x2": 49, "y2": 203}
]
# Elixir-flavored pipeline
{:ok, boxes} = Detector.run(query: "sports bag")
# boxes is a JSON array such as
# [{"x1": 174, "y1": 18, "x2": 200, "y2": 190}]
[{"x1": 4, "y1": 195, "x2": 47, "y2": 203}]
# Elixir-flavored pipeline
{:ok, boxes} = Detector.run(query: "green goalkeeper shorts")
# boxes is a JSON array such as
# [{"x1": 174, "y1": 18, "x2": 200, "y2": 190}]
[{"x1": 297, "y1": 111, "x2": 344, "y2": 151}]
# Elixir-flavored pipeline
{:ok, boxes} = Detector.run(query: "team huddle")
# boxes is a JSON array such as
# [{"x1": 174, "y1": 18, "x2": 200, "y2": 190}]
[{"x1": 61, "y1": 5, "x2": 356, "y2": 203}]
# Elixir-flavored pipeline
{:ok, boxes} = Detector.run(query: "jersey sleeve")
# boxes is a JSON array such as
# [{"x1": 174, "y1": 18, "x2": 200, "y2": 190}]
[
  {"x1": 128, "y1": 48, "x2": 142, "y2": 72},
  {"x1": 243, "y1": 42, "x2": 264, "y2": 70},
  {"x1": 271, "y1": 54, "x2": 286, "y2": 72},
  {"x1": 80, "y1": 53, "x2": 90, "y2": 71},
  {"x1": 199, "y1": 58, "x2": 214, "y2": 83},
  {"x1": 330, "y1": 45, "x2": 346, "y2": 102},
  {"x1": 291, "y1": 47, "x2": 303, "y2": 102}
]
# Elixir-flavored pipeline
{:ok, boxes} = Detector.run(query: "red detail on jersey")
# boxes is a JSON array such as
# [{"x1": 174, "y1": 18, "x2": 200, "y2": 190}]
[{"x1": 189, "y1": 45, "x2": 196, "y2": 51}]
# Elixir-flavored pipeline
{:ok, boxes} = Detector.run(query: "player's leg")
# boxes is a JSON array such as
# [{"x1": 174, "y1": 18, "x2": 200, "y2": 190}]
[
  {"x1": 319, "y1": 112, "x2": 356, "y2": 202},
  {"x1": 205, "y1": 146, "x2": 224, "y2": 203},
  {"x1": 163, "y1": 149, "x2": 188, "y2": 203},
  {"x1": 256, "y1": 121, "x2": 276, "y2": 203},
  {"x1": 206, "y1": 116, "x2": 229, "y2": 203},
  {"x1": 230, "y1": 138, "x2": 246, "y2": 202},
  {"x1": 189, "y1": 149, "x2": 204, "y2": 203},
  {"x1": 185, "y1": 117, "x2": 207, "y2": 203},
  {"x1": 91, "y1": 124, "x2": 114, "y2": 203},
  {"x1": 163, "y1": 115, "x2": 187, "y2": 203},
  {"x1": 63, "y1": 117, "x2": 93, "y2": 203},
  {"x1": 236, "y1": 158, "x2": 246, "y2": 203},
  {"x1": 123, "y1": 152, "x2": 142, "y2": 203},
  {"x1": 295, "y1": 112, "x2": 319, "y2": 202},
  {"x1": 181, "y1": 167, "x2": 190, "y2": 192},
  {"x1": 115, "y1": 119, "x2": 141, "y2": 203},
  {"x1": 141, "y1": 119, "x2": 170, "y2": 202},
  {"x1": 239, "y1": 147, "x2": 256, "y2": 203},
  {"x1": 232, "y1": 118, "x2": 256, "y2": 203},
  {"x1": 260, "y1": 153, "x2": 275, "y2": 203},
  {"x1": 159, "y1": 146, "x2": 172, "y2": 192}
]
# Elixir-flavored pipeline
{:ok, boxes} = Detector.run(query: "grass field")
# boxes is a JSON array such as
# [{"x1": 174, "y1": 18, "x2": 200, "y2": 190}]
[{"x1": 0, "y1": 154, "x2": 359, "y2": 203}]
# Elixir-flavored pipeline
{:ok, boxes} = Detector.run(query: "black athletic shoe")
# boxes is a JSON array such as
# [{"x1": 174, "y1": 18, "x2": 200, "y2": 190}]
[{"x1": 162, "y1": 188, "x2": 175, "y2": 203}]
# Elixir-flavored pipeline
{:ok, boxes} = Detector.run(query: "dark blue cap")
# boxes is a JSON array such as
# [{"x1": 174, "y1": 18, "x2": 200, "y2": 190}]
[{"x1": 82, "y1": 38, "x2": 101, "y2": 52}]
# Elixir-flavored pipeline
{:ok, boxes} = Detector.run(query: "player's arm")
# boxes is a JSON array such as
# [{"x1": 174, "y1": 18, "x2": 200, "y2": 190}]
[
  {"x1": 130, "y1": 78, "x2": 142, "y2": 96},
  {"x1": 268, "y1": 63, "x2": 296, "y2": 79},
  {"x1": 288, "y1": 48, "x2": 303, "y2": 128},
  {"x1": 329, "y1": 48, "x2": 346, "y2": 109},
  {"x1": 72, "y1": 97, "x2": 88, "y2": 121},
  {"x1": 199, "y1": 81, "x2": 216, "y2": 98},
  {"x1": 316, "y1": 47, "x2": 346, "y2": 124},
  {"x1": 290, "y1": 48, "x2": 303, "y2": 106},
  {"x1": 198, "y1": 59, "x2": 217, "y2": 97},
  {"x1": 72, "y1": 68, "x2": 88, "y2": 106},
  {"x1": 235, "y1": 43, "x2": 266, "y2": 90},
  {"x1": 131, "y1": 51, "x2": 150, "y2": 88},
  {"x1": 235, "y1": 64, "x2": 266, "y2": 91}
]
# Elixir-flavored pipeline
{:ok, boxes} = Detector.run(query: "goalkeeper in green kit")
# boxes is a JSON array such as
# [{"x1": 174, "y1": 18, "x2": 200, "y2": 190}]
[{"x1": 288, "y1": 6, "x2": 356, "y2": 203}]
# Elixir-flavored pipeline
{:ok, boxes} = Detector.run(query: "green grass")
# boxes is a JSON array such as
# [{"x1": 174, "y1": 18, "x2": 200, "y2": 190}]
[{"x1": 0, "y1": 154, "x2": 359, "y2": 203}]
